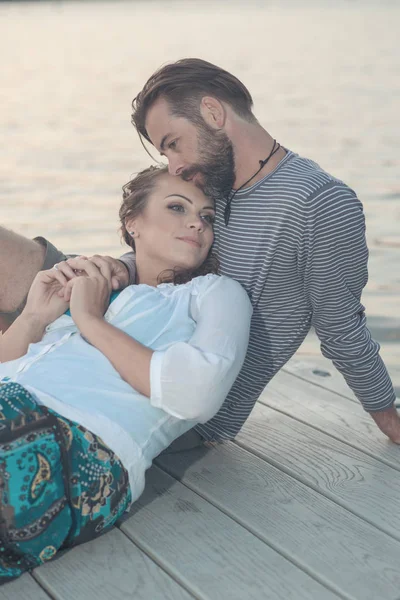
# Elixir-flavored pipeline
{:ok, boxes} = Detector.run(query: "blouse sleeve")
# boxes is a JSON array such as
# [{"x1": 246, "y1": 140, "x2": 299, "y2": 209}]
[{"x1": 149, "y1": 276, "x2": 252, "y2": 423}]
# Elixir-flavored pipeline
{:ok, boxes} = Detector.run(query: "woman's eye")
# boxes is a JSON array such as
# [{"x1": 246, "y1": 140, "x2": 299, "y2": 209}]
[
  {"x1": 202, "y1": 214, "x2": 215, "y2": 225},
  {"x1": 168, "y1": 204, "x2": 184, "y2": 213},
  {"x1": 168, "y1": 140, "x2": 178, "y2": 150}
]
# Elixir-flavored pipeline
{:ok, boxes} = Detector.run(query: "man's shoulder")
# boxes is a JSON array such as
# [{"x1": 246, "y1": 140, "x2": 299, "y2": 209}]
[
  {"x1": 271, "y1": 151, "x2": 356, "y2": 203},
  {"x1": 285, "y1": 152, "x2": 345, "y2": 185}
]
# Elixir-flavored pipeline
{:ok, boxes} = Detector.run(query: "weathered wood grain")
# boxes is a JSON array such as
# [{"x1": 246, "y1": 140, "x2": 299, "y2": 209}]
[
  {"x1": 121, "y1": 465, "x2": 340, "y2": 600},
  {"x1": 236, "y1": 403, "x2": 400, "y2": 540},
  {"x1": 157, "y1": 442, "x2": 400, "y2": 600},
  {"x1": 260, "y1": 369, "x2": 400, "y2": 469},
  {"x1": 0, "y1": 574, "x2": 50, "y2": 600},
  {"x1": 283, "y1": 357, "x2": 358, "y2": 402},
  {"x1": 33, "y1": 527, "x2": 191, "y2": 600}
]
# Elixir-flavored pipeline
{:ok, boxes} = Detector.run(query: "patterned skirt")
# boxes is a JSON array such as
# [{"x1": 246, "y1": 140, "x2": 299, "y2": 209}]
[{"x1": 0, "y1": 381, "x2": 132, "y2": 584}]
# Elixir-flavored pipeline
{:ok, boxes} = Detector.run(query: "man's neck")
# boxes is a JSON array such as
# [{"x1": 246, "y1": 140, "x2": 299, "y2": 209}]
[{"x1": 231, "y1": 125, "x2": 287, "y2": 191}]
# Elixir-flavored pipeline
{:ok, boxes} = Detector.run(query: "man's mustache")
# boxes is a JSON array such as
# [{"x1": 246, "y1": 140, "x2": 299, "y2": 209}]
[
  {"x1": 181, "y1": 166, "x2": 204, "y2": 182},
  {"x1": 181, "y1": 167, "x2": 207, "y2": 191}
]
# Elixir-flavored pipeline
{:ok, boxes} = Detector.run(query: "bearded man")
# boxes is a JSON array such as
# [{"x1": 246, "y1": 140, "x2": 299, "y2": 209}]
[{"x1": 1, "y1": 58, "x2": 398, "y2": 444}]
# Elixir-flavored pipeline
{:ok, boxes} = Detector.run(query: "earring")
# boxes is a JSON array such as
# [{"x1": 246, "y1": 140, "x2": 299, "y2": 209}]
[{"x1": 128, "y1": 231, "x2": 134, "y2": 236}]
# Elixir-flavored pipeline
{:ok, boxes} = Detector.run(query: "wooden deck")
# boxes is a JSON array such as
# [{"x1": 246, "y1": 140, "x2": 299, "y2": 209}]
[{"x1": 2, "y1": 356, "x2": 400, "y2": 600}]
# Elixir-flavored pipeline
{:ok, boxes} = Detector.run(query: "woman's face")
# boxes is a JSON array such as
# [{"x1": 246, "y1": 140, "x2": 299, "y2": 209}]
[{"x1": 127, "y1": 174, "x2": 215, "y2": 279}]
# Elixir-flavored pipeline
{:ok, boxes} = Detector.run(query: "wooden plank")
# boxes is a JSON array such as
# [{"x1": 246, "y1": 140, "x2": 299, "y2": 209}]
[
  {"x1": 283, "y1": 356, "x2": 359, "y2": 402},
  {"x1": 120, "y1": 465, "x2": 340, "y2": 600},
  {"x1": 0, "y1": 574, "x2": 50, "y2": 600},
  {"x1": 157, "y1": 443, "x2": 400, "y2": 600},
  {"x1": 236, "y1": 403, "x2": 400, "y2": 541},
  {"x1": 33, "y1": 527, "x2": 191, "y2": 600},
  {"x1": 260, "y1": 370, "x2": 400, "y2": 470}
]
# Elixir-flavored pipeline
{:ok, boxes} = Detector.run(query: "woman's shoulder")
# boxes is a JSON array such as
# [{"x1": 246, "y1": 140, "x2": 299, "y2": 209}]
[
  {"x1": 190, "y1": 274, "x2": 250, "y2": 305},
  {"x1": 155, "y1": 274, "x2": 248, "y2": 304},
  {"x1": 155, "y1": 273, "x2": 218, "y2": 296}
]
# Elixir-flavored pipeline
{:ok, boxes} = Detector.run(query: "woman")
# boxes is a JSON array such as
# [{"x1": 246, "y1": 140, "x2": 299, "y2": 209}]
[{"x1": 0, "y1": 166, "x2": 252, "y2": 582}]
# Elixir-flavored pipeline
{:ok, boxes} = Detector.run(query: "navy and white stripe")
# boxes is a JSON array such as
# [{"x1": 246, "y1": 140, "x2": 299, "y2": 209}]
[{"x1": 194, "y1": 150, "x2": 396, "y2": 441}]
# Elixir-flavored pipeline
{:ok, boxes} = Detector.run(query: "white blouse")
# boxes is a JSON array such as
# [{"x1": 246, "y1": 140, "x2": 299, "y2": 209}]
[{"x1": 0, "y1": 274, "x2": 252, "y2": 501}]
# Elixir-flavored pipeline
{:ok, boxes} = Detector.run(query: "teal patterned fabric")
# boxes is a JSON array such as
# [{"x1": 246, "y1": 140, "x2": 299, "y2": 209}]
[{"x1": 0, "y1": 381, "x2": 132, "y2": 583}]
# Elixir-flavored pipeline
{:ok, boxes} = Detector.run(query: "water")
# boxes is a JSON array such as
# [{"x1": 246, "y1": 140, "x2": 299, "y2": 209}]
[{"x1": 0, "y1": 0, "x2": 399, "y2": 389}]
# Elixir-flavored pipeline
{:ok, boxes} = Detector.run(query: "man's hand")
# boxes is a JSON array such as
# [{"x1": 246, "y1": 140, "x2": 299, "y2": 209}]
[
  {"x1": 87, "y1": 255, "x2": 130, "y2": 290},
  {"x1": 369, "y1": 406, "x2": 400, "y2": 444},
  {"x1": 51, "y1": 255, "x2": 130, "y2": 299}
]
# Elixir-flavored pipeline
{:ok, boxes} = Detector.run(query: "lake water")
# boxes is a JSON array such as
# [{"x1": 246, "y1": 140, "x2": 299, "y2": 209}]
[{"x1": 0, "y1": 0, "x2": 399, "y2": 390}]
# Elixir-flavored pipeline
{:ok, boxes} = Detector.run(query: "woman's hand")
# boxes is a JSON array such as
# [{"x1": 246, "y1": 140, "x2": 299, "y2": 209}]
[
  {"x1": 63, "y1": 258, "x2": 112, "y2": 331},
  {"x1": 23, "y1": 269, "x2": 69, "y2": 327},
  {"x1": 54, "y1": 255, "x2": 130, "y2": 296}
]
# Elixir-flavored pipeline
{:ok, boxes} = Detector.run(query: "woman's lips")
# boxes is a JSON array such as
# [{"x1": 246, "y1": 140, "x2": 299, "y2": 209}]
[{"x1": 178, "y1": 237, "x2": 201, "y2": 248}]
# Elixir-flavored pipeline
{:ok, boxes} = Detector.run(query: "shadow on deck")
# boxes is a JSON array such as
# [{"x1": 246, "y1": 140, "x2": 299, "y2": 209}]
[{"x1": 2, "y1": 356, "x2": 400, "y2": 600}]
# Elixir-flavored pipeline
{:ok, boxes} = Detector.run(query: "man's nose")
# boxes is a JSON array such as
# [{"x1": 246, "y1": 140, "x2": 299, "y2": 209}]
[{"x1": 168, "y1": 158, "x2": 184, "y2": 177}]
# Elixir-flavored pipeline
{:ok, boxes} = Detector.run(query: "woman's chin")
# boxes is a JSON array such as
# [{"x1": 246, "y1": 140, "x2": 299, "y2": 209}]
[{"x1": 166, "y1": 257, "x2": 204, "y2": 273}]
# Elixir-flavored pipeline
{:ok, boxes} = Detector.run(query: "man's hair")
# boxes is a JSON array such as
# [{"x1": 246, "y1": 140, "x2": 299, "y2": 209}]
[{"x1": 131, "y1": 58, "x2": 256, "y2": 145}]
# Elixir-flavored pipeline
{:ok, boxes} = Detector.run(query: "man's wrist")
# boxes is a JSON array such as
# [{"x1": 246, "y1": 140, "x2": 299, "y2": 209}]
[
  {"x1": 118, "y1": 253, "x2": 136, "y2": 286},
  {"x1": 117, "y1": 259, "x2": 130, "y2": 279}
]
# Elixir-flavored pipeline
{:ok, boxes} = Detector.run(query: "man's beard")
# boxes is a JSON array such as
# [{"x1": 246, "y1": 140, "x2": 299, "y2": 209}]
[{"x1": 181, "y1": 125, "x2": 235, "y2": 202}]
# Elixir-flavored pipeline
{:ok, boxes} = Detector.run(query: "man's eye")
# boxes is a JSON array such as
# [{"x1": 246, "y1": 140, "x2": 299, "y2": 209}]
[{"x1": 168, "y1": 140, "x2": 178, "y2": 150}]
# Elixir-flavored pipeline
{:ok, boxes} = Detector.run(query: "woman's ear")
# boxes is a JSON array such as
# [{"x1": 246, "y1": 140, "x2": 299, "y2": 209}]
[
  {"x1": 200, "y1": 96, "x2": 226, "y2": 130},
  {"x1": 126, "y1": 220, "x2": 139, "y2": 238}
]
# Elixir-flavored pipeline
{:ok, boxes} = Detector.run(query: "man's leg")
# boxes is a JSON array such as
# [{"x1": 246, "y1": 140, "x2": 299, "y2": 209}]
[{"x1": 0, "y1": 228, "x2": 66, "y2": 333}]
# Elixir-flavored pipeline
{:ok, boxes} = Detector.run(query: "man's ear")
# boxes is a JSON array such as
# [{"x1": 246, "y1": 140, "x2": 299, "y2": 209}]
[{"x1": 200, "y1": 96, "x2": 226, "y2": 130}]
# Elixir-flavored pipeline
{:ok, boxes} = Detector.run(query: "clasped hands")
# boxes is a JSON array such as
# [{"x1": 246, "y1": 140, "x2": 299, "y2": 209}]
[{"x1": 23, "y1": 255, "x2": 129, "y2": 330}]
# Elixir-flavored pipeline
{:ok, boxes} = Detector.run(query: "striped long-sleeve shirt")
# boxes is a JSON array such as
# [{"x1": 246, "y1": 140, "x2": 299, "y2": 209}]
[{"x1": 121, "y1": 150, "x2": 396, "y2": 442}]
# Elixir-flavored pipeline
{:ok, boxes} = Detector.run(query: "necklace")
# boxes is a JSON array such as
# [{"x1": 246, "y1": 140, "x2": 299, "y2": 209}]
[{"x1": 224, "y1": 139, "x2": 281, "y2": 226}]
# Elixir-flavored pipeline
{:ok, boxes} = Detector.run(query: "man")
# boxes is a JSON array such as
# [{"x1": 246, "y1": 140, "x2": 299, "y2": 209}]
[{"x1": 1, "y1": 58, "x2": 399, "y2": 443}]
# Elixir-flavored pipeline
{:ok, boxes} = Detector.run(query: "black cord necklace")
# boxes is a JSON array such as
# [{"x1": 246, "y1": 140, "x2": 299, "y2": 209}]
[{"x1": 224, "y1": 139, "x2": 281, "y2": 226}]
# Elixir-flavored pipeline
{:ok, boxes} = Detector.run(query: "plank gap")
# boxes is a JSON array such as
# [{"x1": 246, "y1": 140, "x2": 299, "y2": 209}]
[
  {"x1": 30, "y1": 573, "x2": 56, "y2": 599},
  {"x1": 257, "y1": 398, "x2": 400, "y2": 473},
  {"x1": 118, "y1": 525, "x2": 202, "y2": 600},
  {"x1": 281, "y1": 367, "x2": 359, "y2": 405},
  {"x1": 115, "y1": 524, "x2": 200, "y2": 600},
  {"x1": 155, "y1": 459, "x2": 349, "y2": 600},
  {"x1": 233, "y1": 438, "x2": 400, "y2": 545}
]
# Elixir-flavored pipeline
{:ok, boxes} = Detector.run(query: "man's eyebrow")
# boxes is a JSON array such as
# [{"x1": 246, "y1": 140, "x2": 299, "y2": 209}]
[{"x1": 166, "y1": 194, "x2": 215, "y2": 211}]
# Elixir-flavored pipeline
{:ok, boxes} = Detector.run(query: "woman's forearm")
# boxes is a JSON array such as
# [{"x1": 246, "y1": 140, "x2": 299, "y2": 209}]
[
  {"x1": 1, "y1": 314, "x2": 46, "y2": 363},
  {"x1": 78, "y1": 317, "x2": 153, "y2": 397}
]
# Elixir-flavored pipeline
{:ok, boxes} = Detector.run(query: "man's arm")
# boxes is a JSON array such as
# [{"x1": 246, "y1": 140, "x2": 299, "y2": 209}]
[
  {"x1": 304, "y1": 182, "x2": 399, "y2": 442},
  {"x1": 117, "y1": 251, "x2": 136, "y2": 286}
]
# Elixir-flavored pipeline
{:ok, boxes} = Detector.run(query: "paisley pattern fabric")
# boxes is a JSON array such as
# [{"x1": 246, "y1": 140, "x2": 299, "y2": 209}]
[{"x1": 0, "y1": 382, "x2": 132, "y2": 583}]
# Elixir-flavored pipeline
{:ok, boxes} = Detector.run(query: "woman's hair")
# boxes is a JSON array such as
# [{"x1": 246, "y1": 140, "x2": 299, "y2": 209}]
[
  {"x1": 131, "y1": 58, "x2": 256, "y2": 146},
  {"x1": 119, "y1": 165, "x2": 219, "y2": 285}
]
